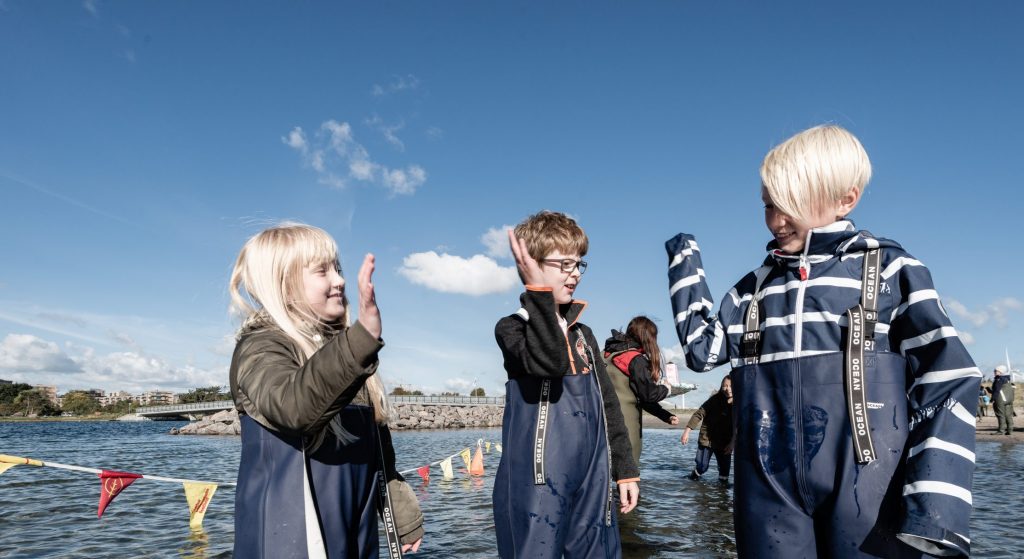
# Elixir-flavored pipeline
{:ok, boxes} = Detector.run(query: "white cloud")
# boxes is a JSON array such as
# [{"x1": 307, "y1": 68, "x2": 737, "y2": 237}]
[
  {"x1": 371, "y1": 74, "x2": 420, "y2": 97},
  {"x1": 398, "y1": 252, "x2": 519, "y2": 296},
  {"x1": 481, "y1": 226, "x2": 514, "y2": 259},
  {"x1": 283, "y1": 119, "x2": 426, "y2": 196},
  {"x1": 946, "y1": 297, "x2": 1022, "y2": 329},
  {"x1": 444, "y1": 377, "x2": 475, "y2": 393},
  {"x1": 0, "y1": 334, "x2": 81, "y2": 373},
  {"x1": 959, "y1": 331, "x2": 975, "y2": 345},
  {"x1": 83, "y1": 0, "x2": 98, "y2": 16},
  {"x1": 366, "y1": 115, "x2": 406, "y2": 151}
]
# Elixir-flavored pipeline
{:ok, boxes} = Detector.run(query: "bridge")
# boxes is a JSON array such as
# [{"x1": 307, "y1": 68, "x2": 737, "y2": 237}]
[{"x1": 135, "y1": 395, "x2": 506, "y2": 419}]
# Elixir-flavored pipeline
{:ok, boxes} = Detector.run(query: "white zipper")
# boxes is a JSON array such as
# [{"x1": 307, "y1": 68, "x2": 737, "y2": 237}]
[{"x1": 793, "y1": 235, "x2": 812, "y2": 357}]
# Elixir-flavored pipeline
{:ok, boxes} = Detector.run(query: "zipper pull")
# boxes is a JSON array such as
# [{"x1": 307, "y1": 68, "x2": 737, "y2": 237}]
[{"x1": 799, "y1": 255, "x2": 809, "y2": 281}]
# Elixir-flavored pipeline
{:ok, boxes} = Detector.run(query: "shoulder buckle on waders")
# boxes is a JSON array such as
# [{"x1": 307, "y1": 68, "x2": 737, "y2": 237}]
[
  {"x1": 742, "y1": 292, "x2": 762, "y2": 366},
  {"x1": 844, "y1": 249, "x2": 882, "y2": 465}
]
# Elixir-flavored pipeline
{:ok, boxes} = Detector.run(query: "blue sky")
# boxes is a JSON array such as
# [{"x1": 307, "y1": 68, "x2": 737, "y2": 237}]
[{"x1": 1, "y1": 1, "x2": 1022, "y2": 404}]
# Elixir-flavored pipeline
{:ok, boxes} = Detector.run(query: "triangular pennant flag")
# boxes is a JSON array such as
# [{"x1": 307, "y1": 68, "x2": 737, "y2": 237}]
[
  {"x1": 183, "y1": 482, "x2": 218, "y2": 528},
  {"x1": 495, "y1": 443, "x2": 502, "y2": 453},
  {"x1": 0, "y1": 454, "x2": 43, "y2": 467},
  {"x1": 98, "y1": 470, "x2": 143, "y2": 518},
  {"x1": 416, "y1": 465, "x2": 430, "y2": 483},
  {"x1": 0, "y1": 463, "x2": 17, "y2": 476},
  {"x1": 459, "y1": 448, "x2": 472, "y2": 471},
  {"x1": 440, "y1": 457, "x2": 454, "y2": 480},
  {"x1": 485, "y1": 441, "x2": 491, "y2": 453},
  {"x1": 469, "y1": 443, "x2": 484, "y2": 476}
]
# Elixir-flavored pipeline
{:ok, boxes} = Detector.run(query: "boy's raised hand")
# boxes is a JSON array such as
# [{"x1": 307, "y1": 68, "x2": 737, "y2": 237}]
[
  {"x1": 508, "y1": 229, "x2": 545, "y2": 286},
  {"x1": 357, "y1": 253, "x2": 382, "y2": 339},
  {"x1": 619, "y1": 481, "x2": 639, "y2": 514}
]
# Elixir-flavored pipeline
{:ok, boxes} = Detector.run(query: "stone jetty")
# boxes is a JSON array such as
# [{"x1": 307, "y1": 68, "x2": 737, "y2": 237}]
[{"x1": 170, "y1": 404, "x2": 504, "y2": 435}]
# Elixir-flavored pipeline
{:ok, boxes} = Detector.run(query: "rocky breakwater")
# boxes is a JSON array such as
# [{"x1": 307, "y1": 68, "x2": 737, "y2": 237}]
[{"x1": 170, "y1": 404, "x2": 504, "y2": 435}]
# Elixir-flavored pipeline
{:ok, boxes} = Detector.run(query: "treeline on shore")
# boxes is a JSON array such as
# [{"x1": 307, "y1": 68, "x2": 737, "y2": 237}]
[{"x1": 0, "y1": 384, "x2": 232, "y2": 418}]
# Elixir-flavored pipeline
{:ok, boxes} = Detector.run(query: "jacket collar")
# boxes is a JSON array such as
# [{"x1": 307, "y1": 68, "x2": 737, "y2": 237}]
[{"x1": 562, "y1": 299, "x2": 588, "y2": 327}]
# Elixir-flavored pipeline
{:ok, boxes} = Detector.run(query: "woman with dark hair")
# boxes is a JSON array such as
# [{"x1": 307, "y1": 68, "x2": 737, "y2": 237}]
[{"x1": 603, "y1": 316, "x2": 684, "y2": 465}]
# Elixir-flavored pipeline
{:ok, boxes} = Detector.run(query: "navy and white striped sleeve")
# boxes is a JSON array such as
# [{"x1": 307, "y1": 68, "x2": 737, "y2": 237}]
[
  {"x1": 887, "y1": 253, "x2": 980, "y2": 557},
  {"x1": 665, "y1": 233, "x2": 741, "y2": 372}
]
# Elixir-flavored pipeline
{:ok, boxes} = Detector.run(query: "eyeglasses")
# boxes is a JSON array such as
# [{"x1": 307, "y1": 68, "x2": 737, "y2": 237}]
[{"x1": 542, "y1": 259, "x2": 587, "y2": 275}]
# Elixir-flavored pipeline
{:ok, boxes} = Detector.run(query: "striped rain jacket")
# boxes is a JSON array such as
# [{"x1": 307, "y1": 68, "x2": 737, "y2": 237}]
[{"x1": 666, "y1": 220, "x2": 979, "y2": 556}]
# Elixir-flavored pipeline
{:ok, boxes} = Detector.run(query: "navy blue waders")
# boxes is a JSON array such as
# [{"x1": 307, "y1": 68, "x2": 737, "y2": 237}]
[
  {"x1": 493, "y1": 373, "x2": 620, "y2": 558},
  {"x1": 731, "y1": 250, "x2": 922, "y2": 558},
  {"x1": 235, "y1": 405, "x2": 390, "y2": 559}
]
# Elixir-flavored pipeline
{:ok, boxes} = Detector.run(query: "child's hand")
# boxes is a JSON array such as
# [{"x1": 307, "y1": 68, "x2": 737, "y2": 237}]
[
  {"x1": 619, "y1": 481, "x2": 639, "y2": 514},
  {"x1": 680, "y1": 429, "x2": 691, "y2": 445},
  {"x1": 508, "y1": 229, "x2": 545, "y2": 286},
  {"x1": 669, "y1": 416, "x2": 680, "y2": 426},
  {"x1": 402, "y1": 538, "x2": 422, "y2": 553},
  {"x1": 357, "y1": 253, "x2": 382, "y2": 339}
]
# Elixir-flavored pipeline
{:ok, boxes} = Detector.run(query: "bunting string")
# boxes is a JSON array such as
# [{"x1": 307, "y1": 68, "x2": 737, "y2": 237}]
[
  {"x1": 0, "y1": 453, "x2": 230, "y2": 528},
  {"x1": 397, "y1": 438, "x2": 501, "y2": 480}
]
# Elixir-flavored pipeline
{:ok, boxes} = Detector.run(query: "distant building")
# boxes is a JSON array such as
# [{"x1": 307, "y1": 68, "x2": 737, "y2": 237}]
[
  {"x1": 134, "y1": 390, "x2": 178, "y2": 406},
  {"x1": 32, "y1": 385, "x2": 59, "y2": 405},
  {"x1": 0, "y1": 379, "x2": 12, "y2": 385},
  {"x1": 99, "y1": 391, "x2": 134, "y2": 407}
]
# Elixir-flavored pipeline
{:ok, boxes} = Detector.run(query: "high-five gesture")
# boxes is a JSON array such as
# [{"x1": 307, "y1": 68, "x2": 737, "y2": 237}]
[
  {"x1": 356, "y1": 253, "x2": 381, "y2": 339},
  {"x1": 508, "y1": 229, "x2": 545, "y2": 286}
]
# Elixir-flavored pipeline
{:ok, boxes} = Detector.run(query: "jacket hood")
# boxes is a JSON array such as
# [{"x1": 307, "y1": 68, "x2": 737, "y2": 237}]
[
  {"x1": 603, "y1": 329, "x2": 641, "y2": 355},
  {"x1": 763, "y1": 220, "x2": 904, "y2": 267}
]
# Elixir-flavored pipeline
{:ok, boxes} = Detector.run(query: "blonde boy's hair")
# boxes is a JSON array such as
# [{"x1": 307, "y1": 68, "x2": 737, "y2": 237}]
[
  {"x1": 229, "y1": 222, "x2": 390, "y2": 423},
  {"x1": 760, "y1": 125, "x2": 872, "y2": 224},
  {"x1": 514, "y1": 210, "x2": 588, "y2": 261}
]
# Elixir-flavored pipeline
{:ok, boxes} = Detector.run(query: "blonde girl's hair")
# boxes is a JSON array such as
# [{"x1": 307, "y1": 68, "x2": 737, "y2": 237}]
[
  {"x1": 760, "y1": 124, "x2": 872, "y2": 225},
  {"x1": 625, "y1": 316, "x2": 662, "y2": 383},
  {"x1": 229, "y1": 222, "x2": 391, "y2": 424}
]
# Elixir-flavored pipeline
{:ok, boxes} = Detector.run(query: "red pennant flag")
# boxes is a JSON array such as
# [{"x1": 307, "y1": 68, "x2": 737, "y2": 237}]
[
  {"x1": 416, "y1": 465, "x2": 430, "y2": 483},
  {"x1": 98, "y1": 470, "x2": 143, "y2": 518}
]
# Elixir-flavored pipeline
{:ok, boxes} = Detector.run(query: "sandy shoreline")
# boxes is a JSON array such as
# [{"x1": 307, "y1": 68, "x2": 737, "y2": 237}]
[{"x1": 643, "y1": 409, "x2": 1021, "y2": 442}]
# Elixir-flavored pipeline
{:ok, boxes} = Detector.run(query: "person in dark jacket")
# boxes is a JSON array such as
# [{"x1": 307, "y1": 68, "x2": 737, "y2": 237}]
[
  {"x1": 494, "y1": 211, "x2": 639, "y2": 559},
  {"x1": 681, "y1": 376, "x2": 733, "y2": 483},
  {"x1": 603, "y1": 316, "x2": 683, "y2": 466},
  {"x1": 229, "y1": 223, "x2": 423, "y2": 559},
  {"x1": 992, "y1": 365, "x2": 1015, "y2": 435},
  {"x1": 667, "y1": 125, "x2": 979, "y2": 557}
]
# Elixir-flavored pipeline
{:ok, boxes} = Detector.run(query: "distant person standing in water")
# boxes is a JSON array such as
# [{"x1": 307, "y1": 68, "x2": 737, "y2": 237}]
[
  {"x1": 992, "y1": 365, "x2": 1014, "y2": 435},
  {"x1": 681, "y1": 376, "x2": 734, "y2": 483}
]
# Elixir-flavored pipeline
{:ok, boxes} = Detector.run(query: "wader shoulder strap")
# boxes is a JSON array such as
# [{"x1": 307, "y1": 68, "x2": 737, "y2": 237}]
[
  {"x1": 574, "y1": 330, "x2": 615, "y2": 527},
  {"x1": 375, "y1": 420, "x2": 404, "y2": 558},
  {"x1": 741, "y1": 273, "x2": 769, "y2": 365},
  {"x1": 534, "y1": 379, "x2": 551, "y2": 485},
  {"x1": 844, "y1": 249, "x2": 882, "y2": 465}
]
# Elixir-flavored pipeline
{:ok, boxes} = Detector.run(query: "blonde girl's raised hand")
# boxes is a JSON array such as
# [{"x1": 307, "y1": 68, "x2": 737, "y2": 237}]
[
  {"x1": 357, "y1": 253, "x2": 382, "y2": 339},
  {"x1": 507, "y1": 229, "x2": 545, "y2": 286}
]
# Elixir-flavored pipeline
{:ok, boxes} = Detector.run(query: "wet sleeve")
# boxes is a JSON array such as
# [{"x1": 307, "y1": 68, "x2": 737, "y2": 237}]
[
  {"x1": 627, "y1": 355, "x2": 671, "y2": 404},
  {"x1": 494, "y1": 288, "x2": 571, "y2": 378},
  {"x1": 887, "y1": 255, "x2": 980, "y2": 557},
  {"x1": 666, "y1": 233, "x2": 743, "y2": 372},
  {"x1": 588, "y1": 328, "x2": 640, "y2": 482},
  {"x1": 231, "y1": 322, "x2": 383, "y2": 437}
]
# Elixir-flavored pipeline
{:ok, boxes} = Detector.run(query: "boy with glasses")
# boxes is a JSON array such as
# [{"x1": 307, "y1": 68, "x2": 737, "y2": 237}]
[{"x1": 493, "y1": 210, "x2": 639, "y2": 558}]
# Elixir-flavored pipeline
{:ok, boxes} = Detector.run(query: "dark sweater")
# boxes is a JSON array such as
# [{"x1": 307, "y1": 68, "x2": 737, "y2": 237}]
[{"x1": 495, "y1": 287, "x2": 640, "y2": 482}]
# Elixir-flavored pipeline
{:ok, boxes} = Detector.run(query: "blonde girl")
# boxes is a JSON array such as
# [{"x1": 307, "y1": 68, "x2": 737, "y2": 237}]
[{"x1": 228, "y1": 222, "x2": 423, "y2": 558}]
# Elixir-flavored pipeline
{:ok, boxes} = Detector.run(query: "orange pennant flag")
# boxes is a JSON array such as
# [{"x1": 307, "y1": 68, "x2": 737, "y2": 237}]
[
  {"x1": 183, "y1": 482, "x2": 218, "y2": 528},
  {"x1": 98, "y1": 470, "x2": 143, "y2": 518},
  {"x1": 416, "y1": 465, "x2": 430, "y2": 483},
  {"x1": 469, "y1": 444, "x2": 484, "y2": 477},
  {"x1": 459, "y1": 448, "x2": 472, "y2": 471}
]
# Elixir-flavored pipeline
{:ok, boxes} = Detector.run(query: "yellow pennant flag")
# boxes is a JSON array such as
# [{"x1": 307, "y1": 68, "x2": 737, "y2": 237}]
[
  {"x1": 459, "y1": 448, "x2": 472, "y2": 471},
  {"x1": 183, "y1": 482, "x2": 218, "y2": 528},
  {"x1": 485, "y1": 442, "x2": 491, "y2": 453},
  {"x1": 0, "y1": 463, "x2": 17, "y2": 476},
  {"x1": 495, "y1": 443, "x2": 502, "y2": 453},
  {"x1": 0, "y1": 454, "x2": 43, "y2": 467},
  {"x1": 440, "y1": 457, "x2": 454, "y2": 480}
]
